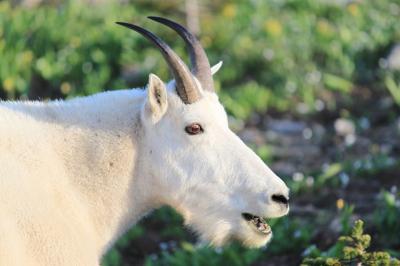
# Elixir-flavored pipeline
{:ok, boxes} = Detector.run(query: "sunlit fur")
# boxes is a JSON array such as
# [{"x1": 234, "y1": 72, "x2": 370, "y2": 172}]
[{"x1": 0, "y1": 70, "x2": 288, "y2": 265}]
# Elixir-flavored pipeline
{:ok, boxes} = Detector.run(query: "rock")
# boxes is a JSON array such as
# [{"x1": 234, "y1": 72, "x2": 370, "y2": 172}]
[{"x1": 334, "y1": 118, "x2": 355, "y2": 136}]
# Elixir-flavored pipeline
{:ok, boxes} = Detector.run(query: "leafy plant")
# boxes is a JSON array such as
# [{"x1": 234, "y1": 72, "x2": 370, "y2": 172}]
[
  {"x1": 374, "y1": 190, "x2": 400, "y2": 248},
  {"x1": 302, "y1": 220, "x2": 400, "y2": 266}
]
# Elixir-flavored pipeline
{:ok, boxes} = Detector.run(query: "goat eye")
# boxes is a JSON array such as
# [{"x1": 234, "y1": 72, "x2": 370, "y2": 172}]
[{"x1": 185, "y1": 123, "x2": 203, "y2": 135}]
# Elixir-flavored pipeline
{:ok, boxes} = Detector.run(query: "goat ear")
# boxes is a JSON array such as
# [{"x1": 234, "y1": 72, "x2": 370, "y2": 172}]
[
  {"x1": 211, "y1": 61, "x2": 223, "y2": 75},
  {"x1": 144, "y1": 73, "x2": 168, "y2": 124}
]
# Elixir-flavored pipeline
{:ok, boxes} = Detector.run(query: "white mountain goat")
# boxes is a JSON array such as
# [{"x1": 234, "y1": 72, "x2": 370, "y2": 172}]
[{"x1": 0, "y1": 17, "x2": 289, "y2": 265}]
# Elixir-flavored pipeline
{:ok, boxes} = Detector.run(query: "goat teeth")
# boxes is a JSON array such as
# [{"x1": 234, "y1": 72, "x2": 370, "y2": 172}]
[
  {"x1": 261, "y1": 224, "x2": 271, "y2": 233},
  {"x1": 242, "y1": 213, "x2": 271, "y2": 235}
]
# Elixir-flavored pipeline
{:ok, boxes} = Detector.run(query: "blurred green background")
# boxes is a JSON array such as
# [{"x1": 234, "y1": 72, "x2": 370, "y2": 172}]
[{"x1": 1, "y1": 0, "x2": 400, "y2": 265}]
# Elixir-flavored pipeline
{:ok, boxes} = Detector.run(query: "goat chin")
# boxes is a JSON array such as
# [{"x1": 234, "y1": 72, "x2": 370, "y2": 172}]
[
  {"x1": 180, "y1": 205, "x2": 273, "y2": 249},
  {"x1": 209, "y1": 229, "x2": 272, "y2": 248}
]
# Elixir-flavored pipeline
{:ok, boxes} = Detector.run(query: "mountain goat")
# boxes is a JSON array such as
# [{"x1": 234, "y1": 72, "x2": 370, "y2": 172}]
[{"x1": 0, "y1": 17, "x2": 289, "y2": 265}]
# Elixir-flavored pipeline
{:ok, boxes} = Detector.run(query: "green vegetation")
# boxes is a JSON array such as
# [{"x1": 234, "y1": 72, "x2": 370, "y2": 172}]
[
  {"x1": 1, "y1": 0, "x2": 399, "y2": 265},
  {"x1": 374, "y1": 191, "x2": 400, "y2": 249},
  {"x1": 1, "y1": 0, "x2": 399, "y2": 116},
  {"x1": 301, "y1": 220, "x2": 400, "y2": 266}
]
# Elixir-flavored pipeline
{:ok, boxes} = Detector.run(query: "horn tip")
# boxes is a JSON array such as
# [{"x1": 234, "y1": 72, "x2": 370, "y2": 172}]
[
  {"x1": 148, "y1": 16, "x2": 173, "y2": 25},
  {"x1": 147, "y1": 16, "x2": 162, "y2": 20},
  {"x1": 115, "y1": 21, "x2": 142, "y2": 32},
  {"x1": 115, "y1": 21, "x2": 129, "y2": 27}
]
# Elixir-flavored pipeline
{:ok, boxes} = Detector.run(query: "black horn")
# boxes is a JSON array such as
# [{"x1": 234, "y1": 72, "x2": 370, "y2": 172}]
[
  {"x1": 148, "y1": 16, "x2": 214, "y2": 92},
  {"x1": 116, "y1": 21, "x2": 201, "y2": 104}
]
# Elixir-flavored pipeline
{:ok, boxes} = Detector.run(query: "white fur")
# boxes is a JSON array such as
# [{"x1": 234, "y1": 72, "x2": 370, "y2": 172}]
[
  {"x1": 211, "y1": 61, "x2": 223, "y2": 75},
  {"x1": 0, "y1": 69, "x2": 289, "y2": 265}
]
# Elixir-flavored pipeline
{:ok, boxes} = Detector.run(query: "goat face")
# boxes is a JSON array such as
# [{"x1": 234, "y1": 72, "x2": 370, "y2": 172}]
[
  {"x1": 119, "y1": 17, "x2": 289, "y2": 248},
  {"x1": 139, "y1": 74, "x2": 289, "y2": 247}
]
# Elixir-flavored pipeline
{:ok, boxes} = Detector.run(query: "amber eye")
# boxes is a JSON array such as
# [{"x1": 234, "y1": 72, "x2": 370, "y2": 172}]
[{"x1": 185, "y1": 123, "x2": 204, "y2": 135}]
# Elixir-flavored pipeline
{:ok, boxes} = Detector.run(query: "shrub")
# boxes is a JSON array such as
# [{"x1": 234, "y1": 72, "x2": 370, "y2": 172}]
[{"x1": 302, "y1": 220, "x2": 400, "y2": 266}]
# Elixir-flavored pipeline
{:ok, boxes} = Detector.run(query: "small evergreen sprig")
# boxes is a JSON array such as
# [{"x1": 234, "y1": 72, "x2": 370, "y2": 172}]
[{"x1": 302, "y1": 220, "x2": 400, "y2": 266}]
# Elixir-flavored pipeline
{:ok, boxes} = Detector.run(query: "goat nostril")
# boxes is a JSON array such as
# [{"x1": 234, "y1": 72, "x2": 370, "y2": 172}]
[{"x1": 271, "y1": 194, "x2": 289, "y2": 205}]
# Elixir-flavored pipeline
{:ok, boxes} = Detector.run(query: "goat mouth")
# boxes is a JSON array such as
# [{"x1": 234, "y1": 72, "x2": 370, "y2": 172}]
[{"x1": 241, "y1": 213, "x2": 271, "y2": 235}]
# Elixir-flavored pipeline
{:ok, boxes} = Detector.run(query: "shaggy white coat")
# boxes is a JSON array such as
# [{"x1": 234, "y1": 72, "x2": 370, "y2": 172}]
[{"x1": 0, "y1": 72, "x2": 289, "y2": 265}]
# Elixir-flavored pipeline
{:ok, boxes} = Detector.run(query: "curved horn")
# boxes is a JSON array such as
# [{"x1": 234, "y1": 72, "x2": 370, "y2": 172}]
[
  {"x1": 116, "y1": 22, "x2": 201, "y2": 104},
  {"x1": 148, "y1": 16, "x2": 214, "y2": 93}
]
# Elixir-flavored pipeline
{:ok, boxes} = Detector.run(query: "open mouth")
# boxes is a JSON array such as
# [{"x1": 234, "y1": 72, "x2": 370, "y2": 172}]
[{"x1": 241, "y1": 213, "x2": 271, "y2": 235}]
